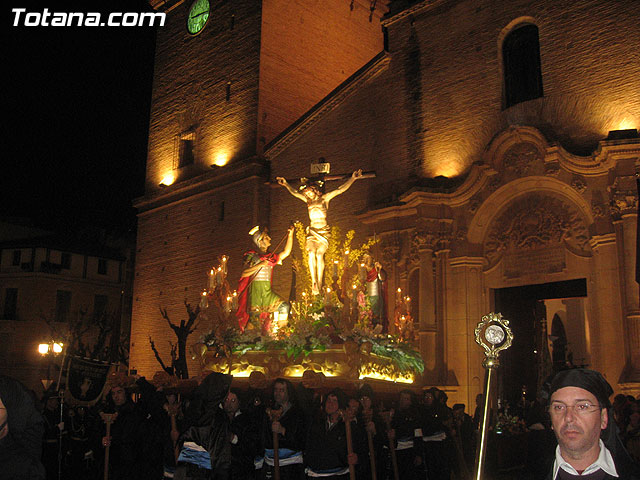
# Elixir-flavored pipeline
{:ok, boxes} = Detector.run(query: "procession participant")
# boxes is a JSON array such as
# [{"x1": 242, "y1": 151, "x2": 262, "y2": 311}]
[
  {"x1": 263, "y1": 378, "x2": 305, "y2": 480},
  {"x1": 420, "y1": 387, "x2": 451, "y2": 480},
  {"x1": 67, "y1": 405, "x2": 95, "y2": 479},
  {"x1": 389, "y1": 389, "x2": 423, "y2": 480},
  {"x1": 225, "y1": 389, "x2": 261, "y2": 480},
  {"x1": 546, "y1": 368, "x2": 640, "y2": 480},
  {"x1": 236, "y1": 225, "x2": 295, "y2": 335},
  {"x1": 176, "y1": 372, "x2": 234, "y2": 480},
  {"x1": 41, "y1": 392, "x2": 68, "y2": 480},
  {"x1": 450, "y1": 403, "x2": 475, "y2": 477},
  {"x1": 277, "y1": 169, "x2": 363, "y2": 295},
  {"x1": 0, "y1": 375, "x2": 46, "y2": 480},
  {"x1": 357, "y1": 384, "x2": 386, "y2": 480},
  {"x1": 98, "y1": 374, "x2": 166, "y2": 480},
  {"x1": 304, "y1": 388, "x2": 359, "y2": 480}
]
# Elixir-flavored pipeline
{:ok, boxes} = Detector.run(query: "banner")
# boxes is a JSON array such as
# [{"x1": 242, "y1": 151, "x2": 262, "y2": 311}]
[{"x1": 65, "y1": 356, "x2": 114, "y2": 405}]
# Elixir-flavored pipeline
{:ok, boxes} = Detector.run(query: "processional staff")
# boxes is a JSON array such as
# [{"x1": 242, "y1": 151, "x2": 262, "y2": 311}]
[
  {"x1": 472, "y1": 312, "x2": 513, "y2": 480},
  {"x1": 267, "y1": 407, "x2": 283, "y2": 480},
  {"x1": 100, "y1": 412, "x2": 118, "y2": 480},
  {"x1": 340, "y1": 409, "x2": 357, "y2": 480},
  {"x1": 362, "y1": 408, "x2": 377, "y2": 480}
]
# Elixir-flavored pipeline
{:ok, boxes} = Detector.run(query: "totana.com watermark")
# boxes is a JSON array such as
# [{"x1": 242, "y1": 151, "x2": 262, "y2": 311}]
[{"x1": 11, "y1": 8, "x2": 166, "y2": 27}]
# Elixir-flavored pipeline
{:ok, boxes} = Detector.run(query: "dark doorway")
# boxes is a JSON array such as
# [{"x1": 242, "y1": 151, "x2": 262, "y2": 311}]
[{"x1": 493, "y1": 278, "x2": 587, "y2": 405}]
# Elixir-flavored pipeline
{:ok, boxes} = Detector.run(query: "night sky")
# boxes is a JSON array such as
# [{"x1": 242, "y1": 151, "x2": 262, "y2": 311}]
[{"x1": 3, "y1": 0, "x2": 158, "y2": 233}]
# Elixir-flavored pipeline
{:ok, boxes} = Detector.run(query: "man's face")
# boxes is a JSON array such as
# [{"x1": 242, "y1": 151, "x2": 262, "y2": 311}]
[
  {"x1": 111, "y1": 386, "x2": 127, "y2": 407},
  {"x1": 224, "y1": 392, "x2": 240, "y2": 415},
  {"x1": 347, "y1": 398, "x2": 360, "y2": 418},
  {"x1": 550, "y1": 386, "x2": 607, "y2": 459},
  {"x1": 399, "y1": 392, "x2": 411, "y2": 410},
  {"x1": 423, "y1": 392, "x2": 434, "y2": 406},
  {"x1": 46, "y1": 396, "x2": 58, "y2": 411},
  {"x1": 360, "y1": 395, "x2": 372, "y2": 411},
  {"x1": 325, "y1": 394, "x2": 339, "y2": 416},
  {"x1": 273, "y1": 382, "x2": 288, "y2": 406}
]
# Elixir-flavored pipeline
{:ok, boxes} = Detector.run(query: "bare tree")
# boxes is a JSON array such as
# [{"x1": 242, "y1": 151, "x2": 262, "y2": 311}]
[{"x1": 158, "y1": 300, "x2": 200, "y2": 379}]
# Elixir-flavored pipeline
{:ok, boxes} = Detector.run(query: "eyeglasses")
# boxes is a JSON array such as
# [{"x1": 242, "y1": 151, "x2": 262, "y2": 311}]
[{"x1": 548, "y1": 402, "x2": 602, "y2": 416}]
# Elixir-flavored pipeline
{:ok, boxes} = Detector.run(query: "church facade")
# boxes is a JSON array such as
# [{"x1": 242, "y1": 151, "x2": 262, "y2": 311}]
[{"x1": 131, "y1": 0, "x2": 640, "y2": 406}]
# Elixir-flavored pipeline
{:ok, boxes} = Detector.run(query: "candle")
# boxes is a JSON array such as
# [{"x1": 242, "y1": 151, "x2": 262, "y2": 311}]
[
  {"x1": 332, "y1": 260, "x2": 338, "y2": 279},
  {"x1": 221, "y1": 255, "x2": 228, "y2": 275},
  {"x1": 231, "y1": 291, "x2": 238, "y2": 311},
  {"x1": 325, "y1": 287, "x2": 332, "y2": 306},
  {"x1": 344, "y1": 250, "x2": 350, "y2": 268},
  {"x1": 396, "y1": 287, "x2": 402, "y2": 304},
  {"x1": 200, "y1": 290, "x2": 208, "y2": 309},
  {"x1": 216, "y1": 267, "x2": 223, "y2": 286},
  {"x1": 225, "y1": 296, "x2": 231, "y2": 313},
  {"x1": 359, "y1": 263, "x2": 366, "y2": 283},
  {"x1": 208, "y1": 269, "x2": 216, "y2": 289},
  {"x1": 405, "y1": 296, "x2": 411, "y2": 314}
]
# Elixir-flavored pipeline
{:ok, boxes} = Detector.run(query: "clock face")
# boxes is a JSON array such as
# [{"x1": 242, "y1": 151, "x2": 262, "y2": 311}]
[{"x1": 187, "y1": 0, "x2": 210, "y2": 35}]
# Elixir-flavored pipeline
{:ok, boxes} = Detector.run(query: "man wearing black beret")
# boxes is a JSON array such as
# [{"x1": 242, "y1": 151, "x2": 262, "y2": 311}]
[{"x1": 547, "y1": 368, "x2": 640, "y2": 479}]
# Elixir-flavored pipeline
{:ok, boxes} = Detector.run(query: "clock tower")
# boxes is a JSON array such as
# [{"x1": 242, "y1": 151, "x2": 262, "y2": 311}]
[{"x1": 130, "y1": 0, "x2": 387, "y2": 376}]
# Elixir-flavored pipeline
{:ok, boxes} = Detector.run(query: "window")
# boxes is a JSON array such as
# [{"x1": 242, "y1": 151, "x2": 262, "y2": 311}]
[
  {"x1": 178, "y1": 131, "x2": 196, "y2": 168},
  {"x1": 98, "y1": 258, "x2": 108, "y2": 275},
  {"x1": 61, "y1": 252, "x2": 71, "y2": 269},
  {"x1": 93, "y1": 294, "x2": 108, "y2": 320},
  {"x1": 55, "y1": 290, "x2": 71, "y2": 323},
  {"x1": 502, "y1": 24, "x2": 543, "y2": 108},
  {"x1": 3, "y1": 288, "x2": 18, "y2": 320},
  {"x1": 12, "y1": 250, "x2": 21, "y2": 266}
]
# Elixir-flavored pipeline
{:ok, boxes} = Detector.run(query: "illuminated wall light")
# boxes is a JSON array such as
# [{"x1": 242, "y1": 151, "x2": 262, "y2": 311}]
[
  {"x1": 616, "y1": 116, "x2": 637, "y2": 131},
  {"x1": 159, "y1": 172, "x2": 175, "y2": 187},
  {"x1": 212, "y1": 151, "x2": 229, "y2": 167}
]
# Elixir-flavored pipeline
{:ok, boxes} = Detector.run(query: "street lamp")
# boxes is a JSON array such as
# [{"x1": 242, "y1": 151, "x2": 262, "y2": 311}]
[{"x1": 38, "y1": 340, "x2": 64, "y2": 391}]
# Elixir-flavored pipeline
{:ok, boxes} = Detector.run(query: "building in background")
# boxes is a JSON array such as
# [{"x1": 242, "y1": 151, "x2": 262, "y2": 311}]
[
  {"x1": 131, "y1": 0, "x2": 640, "y2": 406},
  {"x1": 0, "y1": 220, "x2": 134, "y2": 394}
]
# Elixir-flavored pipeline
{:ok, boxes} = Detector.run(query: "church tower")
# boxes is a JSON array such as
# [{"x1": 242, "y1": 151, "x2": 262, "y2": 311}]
[{"x1": 130, "y1": 0, "x2": 388, "y2": 377}]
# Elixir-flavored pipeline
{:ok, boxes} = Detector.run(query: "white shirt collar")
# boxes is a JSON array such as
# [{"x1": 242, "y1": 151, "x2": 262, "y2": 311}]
[{"x1": 553, "y1": 439, "x2": 618, "y2": 478}]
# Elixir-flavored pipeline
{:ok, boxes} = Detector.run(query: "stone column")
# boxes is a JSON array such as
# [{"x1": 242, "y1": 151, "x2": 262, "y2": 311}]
[
  {"x1": 449, "y1": 256, "x2": 486, "y2": 408},
  {"x1": 419, "y1": 246, "x2": 437, "y2": 373},
  {"x1": 589, "y1": 233, "x2": 626, "y2": 384},
  {"x1": 435, "y1": 248, "x2": 450, "y2": 383},
  {"x1": 619, "y1": 211, "x2": 640, "y2": 374}
]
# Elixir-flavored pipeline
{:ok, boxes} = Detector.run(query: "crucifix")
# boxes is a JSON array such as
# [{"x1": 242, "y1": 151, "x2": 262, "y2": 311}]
[{"x1": 276, "y1": 159, "x2": 375, "y2": 295}]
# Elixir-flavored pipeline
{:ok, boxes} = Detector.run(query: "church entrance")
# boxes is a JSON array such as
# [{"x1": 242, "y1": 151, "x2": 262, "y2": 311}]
[{"x1": 493, "y1": 278, "x2": 588, "y2": 409}]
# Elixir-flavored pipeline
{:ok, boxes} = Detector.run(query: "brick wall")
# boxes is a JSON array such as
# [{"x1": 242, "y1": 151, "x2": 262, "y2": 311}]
[
  {"x1": 258, "y1": 0, "x2": 385, "y2": 148},
  {"x1": 145, "y1": 0, "x2": 263, "y2": 193}
]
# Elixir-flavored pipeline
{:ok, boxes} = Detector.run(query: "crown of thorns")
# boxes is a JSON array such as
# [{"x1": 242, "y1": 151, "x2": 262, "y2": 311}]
[{"x1": 298, "y1": 177, "x2": 324, "y2": 192}]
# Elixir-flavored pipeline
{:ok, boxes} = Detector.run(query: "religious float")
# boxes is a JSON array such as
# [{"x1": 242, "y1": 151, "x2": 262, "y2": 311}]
[{"x1": 189, "y1": 171, "x2": 425, "y2": 389}]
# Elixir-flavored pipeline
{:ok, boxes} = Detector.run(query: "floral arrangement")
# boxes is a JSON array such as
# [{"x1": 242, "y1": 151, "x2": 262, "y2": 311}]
[
  {"x1": 198, "y1": 228, "x2": 424, "y2": 377},
  {"x1": 494, "y1": 412, "x2": 527, "y2": 435}
]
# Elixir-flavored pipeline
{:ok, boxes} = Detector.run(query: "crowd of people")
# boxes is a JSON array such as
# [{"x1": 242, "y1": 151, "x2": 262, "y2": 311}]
[{"x1": 1, "y1": 369, "x2": 639, "y2": 480}]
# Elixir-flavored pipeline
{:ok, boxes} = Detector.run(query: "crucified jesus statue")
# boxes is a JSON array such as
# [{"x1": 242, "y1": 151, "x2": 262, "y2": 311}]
[{"x1": 276, "y1": 169, "x2": 363, "y2": 295}]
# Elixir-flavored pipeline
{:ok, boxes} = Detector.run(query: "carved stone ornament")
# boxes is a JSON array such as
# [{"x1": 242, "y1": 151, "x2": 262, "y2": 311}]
[
  {"x1": 610, "y1": 190, "x2": 638, "y2": 218},
  {"x1": 503, "y1": 143, "x2": 543, "y2": 177},
  {"x1": 571, "y1": 177, "x2": 587, "y2": 194},
  {"x1": 484, "y1": 194, "x2": 590, "y2": 265},
  {"x1": 545, "y1": 162, "x2": 560, "y2": 177}
]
